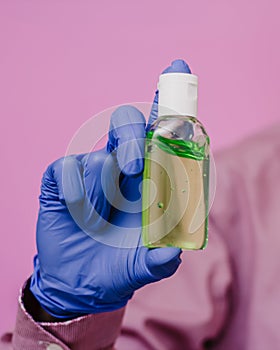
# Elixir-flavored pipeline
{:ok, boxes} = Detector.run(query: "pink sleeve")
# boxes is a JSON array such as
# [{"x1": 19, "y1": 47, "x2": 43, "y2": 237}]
[{"x1": 0, "y1": 280, "x2": 125, "y2": 350}]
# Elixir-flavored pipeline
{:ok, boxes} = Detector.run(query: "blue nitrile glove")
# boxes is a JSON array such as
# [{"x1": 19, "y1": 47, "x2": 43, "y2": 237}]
[{"x1": 30, "y1": 59, "x2": 191, "y2": 319}]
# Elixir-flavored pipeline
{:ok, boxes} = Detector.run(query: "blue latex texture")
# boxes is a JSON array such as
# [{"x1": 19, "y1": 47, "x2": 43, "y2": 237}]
[{"x1": 30, "y1": 60, "x2": 191, "y2": 319}]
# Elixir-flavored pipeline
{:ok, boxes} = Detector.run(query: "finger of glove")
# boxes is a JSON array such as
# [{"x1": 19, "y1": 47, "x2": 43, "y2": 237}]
[
  {"x1": 145, "y1": 247, "x2": 182, "y2": 280},
  {"x1": 146, "y1": 59, "x2": 192, "y2": 131},
  {"x1": 41, "y1": 156, "x2": 84, "y2": 205},
  {"x1": 80, "y1": 150, "x2": 118, "y2": 231},
  {"x1": 41, "y1": 154, "x2": 115, "y2": 232},
  {"x1": 107, "y1": 105, "x2": 146, "y2": 176}
]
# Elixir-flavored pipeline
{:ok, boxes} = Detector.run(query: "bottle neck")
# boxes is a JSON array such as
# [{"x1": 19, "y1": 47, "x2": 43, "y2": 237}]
[{"x1": 158, "y1": 107, "x2": 197, "y2": 119}]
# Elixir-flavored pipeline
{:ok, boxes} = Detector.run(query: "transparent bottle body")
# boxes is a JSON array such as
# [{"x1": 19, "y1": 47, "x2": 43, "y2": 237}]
[{"x1": 142, "y1": 115, "x2": 210, "y2": 250}]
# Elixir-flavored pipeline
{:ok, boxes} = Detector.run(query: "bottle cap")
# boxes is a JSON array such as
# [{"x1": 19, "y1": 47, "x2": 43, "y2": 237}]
[{"x1": 158, "y1": 72, "x2": 198, "y2": 117}]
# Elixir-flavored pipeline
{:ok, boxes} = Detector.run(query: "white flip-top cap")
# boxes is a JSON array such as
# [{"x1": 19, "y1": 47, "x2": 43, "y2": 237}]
[{"x1": 158, "y1": 72, "x2": 198, "y2": 118}]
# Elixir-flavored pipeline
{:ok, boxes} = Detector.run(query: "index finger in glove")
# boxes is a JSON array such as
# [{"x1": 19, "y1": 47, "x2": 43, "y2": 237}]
[
  {"x1": 41, "y1": 154, "x2": 114, "y2": 232},
  {"x1": 107, "y1": 105, "x2": 146, "y2": 176},
  {"x1": 41, "y1": 156, "x2": 84, "y2": 206}
]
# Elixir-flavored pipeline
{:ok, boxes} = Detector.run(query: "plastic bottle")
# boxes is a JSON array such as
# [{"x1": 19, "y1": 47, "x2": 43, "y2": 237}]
[{"x1": 142, "y1": 70, "x2": 210, "y2": 250}]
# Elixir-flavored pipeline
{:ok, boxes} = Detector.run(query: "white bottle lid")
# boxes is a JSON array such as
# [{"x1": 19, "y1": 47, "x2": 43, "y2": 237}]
[{"x1": 158, "y1": 72, "x2": 198, "y2": 118}]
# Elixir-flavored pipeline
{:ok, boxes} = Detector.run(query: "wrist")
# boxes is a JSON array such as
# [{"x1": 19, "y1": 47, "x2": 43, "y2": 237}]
[
  {"x1": 23, "y1": 279, "x2": 76, "y2": 322},
  {"x1": 30, "y1": 268, "x2": 129, "y2": 319}
]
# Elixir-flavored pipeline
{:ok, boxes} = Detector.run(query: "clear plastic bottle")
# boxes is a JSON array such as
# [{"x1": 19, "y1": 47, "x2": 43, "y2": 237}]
[{"x1": 142, "y1": 72, "x2": 210, "y2": 250}]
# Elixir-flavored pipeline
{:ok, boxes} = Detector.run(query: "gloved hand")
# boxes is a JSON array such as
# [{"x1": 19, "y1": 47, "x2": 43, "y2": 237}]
[{"x1": 30, "y1": 59, "x2": 191, "y2": 319}]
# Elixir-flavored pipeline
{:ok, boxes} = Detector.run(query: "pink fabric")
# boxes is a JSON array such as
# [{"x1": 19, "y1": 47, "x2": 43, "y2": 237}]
[
  {"x1": 1, "y1": 124, "x2": 280, "y2": 349},
  {"x1": 0, "y1": 281, "x2": 125, "y2": 350}
]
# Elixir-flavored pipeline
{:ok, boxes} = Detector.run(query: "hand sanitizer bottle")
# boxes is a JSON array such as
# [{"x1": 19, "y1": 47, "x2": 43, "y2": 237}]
[{"x1": 142, "y1": 68, "x2": 210, "y2": 250}]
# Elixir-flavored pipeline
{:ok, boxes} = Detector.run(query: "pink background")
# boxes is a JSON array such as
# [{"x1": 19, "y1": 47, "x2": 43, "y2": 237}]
[{"x1": 0, "y1": 0, "x2": 279, "y2": 334}]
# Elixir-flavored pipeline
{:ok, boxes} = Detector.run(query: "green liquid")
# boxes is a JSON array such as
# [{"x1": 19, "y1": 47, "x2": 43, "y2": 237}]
[{"x1": 142, "y1": 131, "x2": 209, "y2": 250}]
